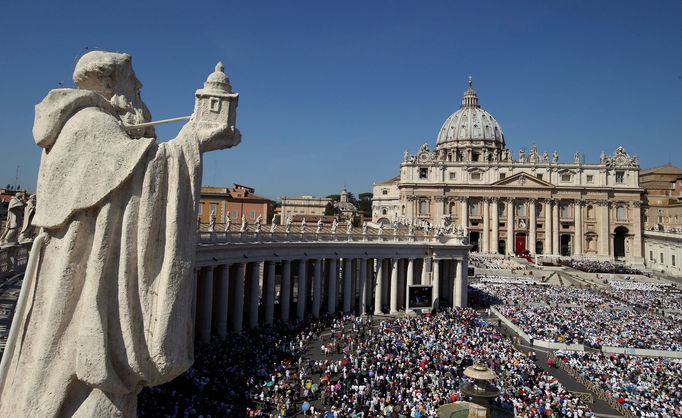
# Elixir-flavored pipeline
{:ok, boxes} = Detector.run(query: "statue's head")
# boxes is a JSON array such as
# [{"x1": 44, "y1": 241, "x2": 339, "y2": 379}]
[{"x1": 73, "y1": 51, "x2": 153, "y2": 137}]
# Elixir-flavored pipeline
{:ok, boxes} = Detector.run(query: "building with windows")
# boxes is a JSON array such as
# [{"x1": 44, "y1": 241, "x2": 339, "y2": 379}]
[
  {"x1": 373, "y1": 79, "x2": 644, "y2": 265},
  {"x1": 641, "y1": 163, "x2": 682, "y2": 232},
  {"x1": 199, "y1": 184, "x2": 272, "y2": 224},
  {"x1": 279, "y1": 195, "x2": 331, "y2": 222}
]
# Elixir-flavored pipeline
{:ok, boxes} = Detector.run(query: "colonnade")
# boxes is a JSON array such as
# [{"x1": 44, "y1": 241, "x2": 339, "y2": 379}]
[{"x1": 194, "y1": 255, "x2": 468, "y2": 343}]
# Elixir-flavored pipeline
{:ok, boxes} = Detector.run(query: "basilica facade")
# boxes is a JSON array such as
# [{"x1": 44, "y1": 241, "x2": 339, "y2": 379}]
[{"x1": 373, "y1": 79, "x2": 644, "y2": 265}]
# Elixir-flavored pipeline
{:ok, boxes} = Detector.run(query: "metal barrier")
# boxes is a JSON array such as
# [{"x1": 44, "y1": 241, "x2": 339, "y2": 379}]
[{"x1": 0, "y1": 242, "x2": 31, "y2": 284}]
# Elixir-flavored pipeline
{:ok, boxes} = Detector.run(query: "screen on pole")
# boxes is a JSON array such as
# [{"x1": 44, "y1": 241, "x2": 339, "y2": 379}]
[
  {"x1": 467, "y1": 267, "x2": 475, "y2": 277},
  {"x1": 408, "y1": 285, "x2": 433, "y2": 309}
]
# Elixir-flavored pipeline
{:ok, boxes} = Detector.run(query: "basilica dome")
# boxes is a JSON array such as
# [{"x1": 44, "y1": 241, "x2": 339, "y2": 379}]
[{"x1": 436, "y1": 78, "x2": 505, "y2": 149}]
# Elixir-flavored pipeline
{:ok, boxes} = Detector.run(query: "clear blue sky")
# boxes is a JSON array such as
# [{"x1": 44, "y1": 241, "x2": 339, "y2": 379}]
[{"x1": 1, "y1": 0, "x2": 681, "y2": 201}]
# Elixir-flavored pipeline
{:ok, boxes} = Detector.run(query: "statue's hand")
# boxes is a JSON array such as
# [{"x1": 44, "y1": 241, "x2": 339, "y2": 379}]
[{"x1": 188, "y1": 120, "x2": 242, "y2": 153}]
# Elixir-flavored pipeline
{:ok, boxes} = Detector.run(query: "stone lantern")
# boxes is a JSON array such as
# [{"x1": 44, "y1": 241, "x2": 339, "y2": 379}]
[{"x1": 194, "y1": 62, "x2": 239, "y2": 133}]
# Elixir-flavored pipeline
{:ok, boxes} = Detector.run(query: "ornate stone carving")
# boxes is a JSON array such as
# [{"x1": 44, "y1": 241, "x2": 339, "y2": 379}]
[{"x1": 604, "y1": 146, "x2": 639, "y2": 168}]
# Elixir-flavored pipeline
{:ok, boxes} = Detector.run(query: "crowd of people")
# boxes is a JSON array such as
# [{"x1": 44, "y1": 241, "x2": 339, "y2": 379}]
[
  {"x1": 555, "y1": 351, "x2": 682, "y2": 417},
  {"x1": 138, "y1": 309, "x2": 595, "y2": 417},
  {"x1": 561, "y1": 259, "x2": 643, "y2": 275},
  {"x1": 469, "y1": 254, "x2": 528, "y2": 272},
  {"x1": 472, "y1": 282, "x2": 682, "y2": 351}
]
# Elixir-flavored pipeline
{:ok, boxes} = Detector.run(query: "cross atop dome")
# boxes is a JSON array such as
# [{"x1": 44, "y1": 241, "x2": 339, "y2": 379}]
[{"x1": 461, "y1": 76, "x2": 479, "y2": 108}]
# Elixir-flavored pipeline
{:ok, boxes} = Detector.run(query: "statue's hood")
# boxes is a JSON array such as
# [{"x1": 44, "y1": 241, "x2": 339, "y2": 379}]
[{"x1": 33, "y1": 88, "x2": 115, "y2": 149}]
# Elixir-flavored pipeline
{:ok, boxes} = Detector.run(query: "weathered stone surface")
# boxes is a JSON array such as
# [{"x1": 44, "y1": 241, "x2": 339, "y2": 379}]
[{"x1": 0, "y1": 51, "x2": 240, "y2": 417}]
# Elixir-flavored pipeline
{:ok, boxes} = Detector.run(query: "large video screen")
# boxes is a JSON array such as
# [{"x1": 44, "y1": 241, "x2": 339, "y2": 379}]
[
  {"x1": 467, "y1": 267, "x2": 475, "y2": 277},
  {"x1": 408, "y1": 285, "x2": 433, "y2": 309}
]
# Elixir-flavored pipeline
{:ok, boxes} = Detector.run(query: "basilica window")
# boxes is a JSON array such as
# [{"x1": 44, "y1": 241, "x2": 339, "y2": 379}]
[
  {"x1": 650, "y1": 251, "x2": 654, "y2": 261},
  {"x1": 660, "y1": 253, "x2": 664, "y2": 263},
  {"x1": 449, "y1": 172, "x2": 457, "y2": 180},
  {"x1": 615, "y1": 171, "x2": 625, "y2": 183},
  {"x1": 616, "y1": 205, "x2": 626, "y2": 221},
  {"x1": 249, "y1": 210, "x2": 256, "y2": 220},
  {"x1": 586, "y1": 205, "x2": 595, "y2": 220},
  {"x1": 470, "y1": 202, "x2": 480, "y2": 217},
  {"x1": 382, "y1": 208, "x2": 387, "y2": 215},
  {"x1": 536, "y1": 174, "x2": 543, "y2": 181},
  {"x1": 586, "y1": 175, "x2": 594, "y2": 183},
  {"x1": 673, "y1": 255, "x2": 676, "y2": 267},
  {"x1": 382, "y1": 189, "x2": 388, "y2": 195},
  {"x1": 470, "y1": 172, "x2": 481, "y2": 181},
  {"x1": 419, "y1": 168, "x2": 428, "y2": 179},
  {"x1": 418, "y1": 200, "x2": 429, "y2": 216},
  {"x1": 560, "y1": 204, "x2": 570, "y2": 219},
  {"x1": 561, "y1": 173, "x2": 572, "y2": 182},
  {"x1": 515, "y1": 203, "x2": 526, "y2": 217},
  {"x1": 499, "y1": 173, "x2": 506, "y2": 180}
]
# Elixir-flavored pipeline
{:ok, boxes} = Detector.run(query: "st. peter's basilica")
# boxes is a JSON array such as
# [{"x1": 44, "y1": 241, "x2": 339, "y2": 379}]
[{"x1": 373, "y1": 78, "x2": 644, "y2": 266}]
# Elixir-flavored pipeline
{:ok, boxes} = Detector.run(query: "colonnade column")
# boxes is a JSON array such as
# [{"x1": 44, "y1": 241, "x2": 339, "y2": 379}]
[
  {"x1": 529, "y1": 199, "x2": 537, "y2": 256},
  {"x1": 544, "y1": 199, "x2": 553, "y2": 255},
  {"x1": 552, "y1": 200, "x2": 560, "y2": 255},
  {"x1": 214, "y1": 265, "x2": 230, "y2": 339},
  {"x1": 280, "y1": 260, "x2": 291, "y2": 322},
  {"x1": 374, "y1": 258, "x2": 383, "y2": 315},
  {"x1": 296, "y1": 260, "x2": 307, "y2": 321},
  {"x1": 389, "y1": 258, "x2": 399, "y2": 314},
  {"x1": 506, "y1": 198, "x2": 514, "y2": 255},
  {"x1": 248, "y1": 262, "x2": 260, "y2": 329},
  {"x1": 405, "y1": 258, "x2": 414, "y2": 313},
  {"x1": 264, "y1": 261, "x2": 276, "y2": 325},
  {"x1": 326, "y1": 258, "x2": 336, "y2": 314},
  {"x1": 232, "y1": 262, "x2": 246, "y2": 332},
  {"x1": 574, "y1": 200, "x2": 583, "y2": 255},
  {"x1": 198, "y1": 266, "x2": 214, "y2": 344},
  {"x1": 311, "y1": 259, "x2": 321, "y2": 318},
  {"x1": 461, "y1": 254, "x2": 469, "y2": 307},
  {"x1": 482, "y1": 198, "x2": 490, "y2": 253},
  {"x1": 359, "y1": 258, "x2": 368, "y2": 314},
  {"x1": 431, "y1": 259, "x2": 440, "y2": 311},
  {"x1": 491, "y1": 197, "x2": 499, "y2": 254},
  {"x1": 343, "y1": 258, "x2": 352, "y2": 313},
  {"x1": 453, "y1": 260, "x2": 462, "y2": 307}
]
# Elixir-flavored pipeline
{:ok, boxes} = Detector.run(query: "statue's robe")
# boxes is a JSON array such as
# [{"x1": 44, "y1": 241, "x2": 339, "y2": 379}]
[{"x1": 0, "y1": 89, "x2": 202, "y2": 417}]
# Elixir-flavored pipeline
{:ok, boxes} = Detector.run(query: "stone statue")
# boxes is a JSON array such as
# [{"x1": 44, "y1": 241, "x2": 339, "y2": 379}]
[
  {"x1": 0, "y1": 51, "x2": 241, "y2": 417},
  {"x1": 285, "y1": 216, "x2": 292, "y2": 233},
  {"x1": 552, "y1": 150, "x2": 559, "y2": 163},
  {"x1": 346, "y1": 221, "x2": 353, "y2": 234},
  {"x1": 408, "y1": 223, "x2": 415, "y2": 235},
  {"x1": 362, "y1": 222, "x2": 368, "y2": 235},
  {"x1": 300, "y1": 217, "x2": 307, "y2": 233},
  {"x1": 255, "y1": 215, "x2": 262, "y2": 233},
  {"x1": 240, "y1": 215, "x2": 248, "y2": 232},
  {"x1": 225, "y1": 214, "x2": 232, "y2": 232},
  {"x1": 331, "y1": 218, "x2": 338, "y2": 234},
  {"x1": 208, "y1": 209, "x2": 216, "y2": 232},
  {"x1": 0, "y1": 192, "x2": 25, "y2": 245},
  {"x1": 316, "y1": 218, "x2": 323, "y2": 234},
  {"x1": 19, "y1": 194, "x2": 37, "y2": 242},
  {"x1": 574, "y1": 152, "x2": 581, "y2": 164},
  {"x1": 378, "y1": 222, "x2": 384, "y2": 235},
  {"x1": 600, "y1": 151, "x2": 606, "y2": 164},
  {"x1": 270, "y1": 221, "x2": 276, "y2": 233},
  {"x1": 543, "y1": 151, "x2": 549, "y2": 163},
  {"x1": 519, "y1": 148, "x2": 526, "y2": 162},
  {"x1": 403, "y1": 149, "x2": 409, "y2": 162}
]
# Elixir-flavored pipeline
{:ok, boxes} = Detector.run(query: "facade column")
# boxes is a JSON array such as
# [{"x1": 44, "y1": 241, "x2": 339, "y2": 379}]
[
  {"x1": 434, "y1": 196, "x2": 445, "y2": 226},
  {"x1": 453, "y1": 260, "x2": 462, "y2": 307},
  {"x1": 529, "y1": 199, "x2": 537, "y2": 256},
  {"x1": 553, "y1": 199, "x2": 560, "y2": 255},
  {"x1": 326, "y1": 258, "x2": 336, "y2": 314},
  {"x1": 599, "y1": 201, "x2": 610, "y2": 256},
  {"x1": 491, "y1": 197, "x2": 499, "y2": 254},
  {"x1": 574, "y1": 200, "x2": 583, "y2": 255},
  {"x1": 506, "y1": 198, "x2": 514, "y2": 255},
  {"x1": 359, "y1": 258, "x2": 368, "y2": 314},
  {"x1": 264, "y1": 261, "x2": 276, "y2": 325},
  {"x1": 343, "y1": 258, "x2": 352, "y2": 313},
  {"x1": 544, "y1": 199, "x2": 553, "y2": 255},
  {"x1": 405, "y1": 258, "x2": 414, "y2": 312},
  {"x1": 214, "y1": 264, "x2": 230, "y2": 339},
  {"x1": 311, "y1": 259, "x2": 321, "y2": 318},
  {"x1": 431, "y1": 259, "x2": 440, "y2": 311},
  {"x1": 397, "y1": 259, "x2": 405, "y2": 311},
  {"x1": 632, "y1": 201, "x2": 643, "y2": 259},
  {"x1": 389, "y1": 258, "x2": 399, "y2": 314},
  {"x1": 232, "y1": 262, "x2": 246, "y2": 332},
  {"x1": 248, "y1": 262, "x2": 260, "y2": 329},
  {"x1": 460, "y1": 254, "x2": 469, "y2": 307},
  {"x1": 280, "y1": 260, "x2": 291, "y2": 322},
  {"x1": 420, "y1": 257, "x2": 430, "y2": 284},
  {"x1": 482, "y1": 198, "x2": 490, "y2": 253},
  {"x1": 198, "y1": 266, "x2": 214, "y2": 343},
  {"x1": 460, "y1": 197, "x2": 468, "y2": 230},
  {"x1": 374, "y1": 258, "x2": 383, "y2": 315},
  {"x1": 296, "y1": 260, "x2": 306, "y2": 321}
]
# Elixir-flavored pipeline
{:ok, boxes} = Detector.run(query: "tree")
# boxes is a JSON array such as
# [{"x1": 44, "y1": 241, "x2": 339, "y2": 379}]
[
  {"x1": 324, "y1": 202, "x2": 335, "y2": 216},
  {"x1": 358, "y1": 192, "x2": 373, "y2": 217}
]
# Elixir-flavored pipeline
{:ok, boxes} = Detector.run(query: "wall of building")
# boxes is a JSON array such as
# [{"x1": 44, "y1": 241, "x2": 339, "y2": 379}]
[{"x1": 644, "y1": 231, "x2": 682, "y2": 276}]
